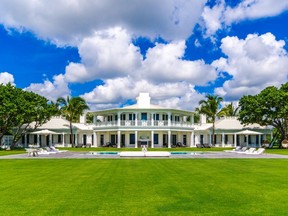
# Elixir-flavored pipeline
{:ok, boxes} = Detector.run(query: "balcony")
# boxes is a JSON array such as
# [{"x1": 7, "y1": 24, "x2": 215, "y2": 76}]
[{"x1": 94, "y1": 120, "x2": 194, "y2": 128}]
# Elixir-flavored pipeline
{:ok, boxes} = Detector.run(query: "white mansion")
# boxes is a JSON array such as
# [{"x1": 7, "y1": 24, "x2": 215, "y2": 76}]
[{"x1": 5, "y1": 93, "x2": 272, "y2": 148}]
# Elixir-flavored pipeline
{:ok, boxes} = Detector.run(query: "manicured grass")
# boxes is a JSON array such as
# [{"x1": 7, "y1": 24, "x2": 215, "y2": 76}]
[
  {"x1": 0, "y1": 149, "x2": 25, "y2": 156},
  {"x1": 0, "y1": 159, "x2": 288, "y2": 215},
  {"x1": 265, "y1": 148, "x2": 288, "y2": 155}
]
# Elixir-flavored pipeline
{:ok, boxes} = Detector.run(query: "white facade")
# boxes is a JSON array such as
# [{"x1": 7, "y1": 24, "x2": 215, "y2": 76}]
[{"x1": 4, "y1": 93, "x2": 272, "y2": 148}]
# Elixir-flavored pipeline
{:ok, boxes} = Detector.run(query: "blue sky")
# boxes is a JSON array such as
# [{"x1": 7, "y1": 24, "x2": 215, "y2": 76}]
[{"x1": 0, "y1": 0, "x2": 288, "y2": 110}]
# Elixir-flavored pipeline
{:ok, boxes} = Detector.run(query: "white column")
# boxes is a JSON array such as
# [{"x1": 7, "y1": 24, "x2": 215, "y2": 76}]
[
  {"x1": 190, "y1": 131, "x2": 194, "y2": 147},
  {"x1": 151, "y1": 130, "x2": 154, "y2": 148},
  {"x1": 93, "y1": 131, "x2": 97, "y2": 147},
  {"x1": 62, "y1": 133, "x2": 65, "y2": 146},
  {"x1": 168, "y1": 112, "x2": 171, "y2": 126},
  {"x1": 234, "y1": 133, "x2": 237, "y2": 147},
  {"x1": 24, "y1": 134, "x2": 27, "y2": 147},
  {"x1": 117, "y1": 130, "x2": 121, "y2": 148},
  {"x1": 151, "y1": 113, "x2": 154, "y2": 126},
  {"x1": 221, "y1": 133, "x2": 225, "y2": 146},
  {"x1": 135, "y1": 131, "x2": 138, "y2": 148},
  {"x1": 117, "y1": 112, "x2": 121, "y2": 126},
  {"x1": 258, "y1": 134, "x2": 261, "y2": 147},
  {"x1": 209, "y1": 132, "x2": 212, "y2": 145},
  {"x1": 168, "y1": 130, "x2": 171, "y2": 148},
  {"x1": 75, "y1": 133, "x2": 78, "y2": 146},
  {"x1": 49, "y1": 134, "x2": 52, "y2": 146},
  {"x1": 135, "y1": 112, "x2": 138, "y2": 126}
]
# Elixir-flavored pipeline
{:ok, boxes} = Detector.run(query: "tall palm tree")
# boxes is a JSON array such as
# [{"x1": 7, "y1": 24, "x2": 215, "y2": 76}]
[
  {"x1": 57, "y1": 96, "x2": 89, "y2": 147},
  {"x1": 198, "y1": 94, "x2": 223, "y2": 146},
  {"x1": 217, "y1": 102, "x2": 239, "y2": 117}
]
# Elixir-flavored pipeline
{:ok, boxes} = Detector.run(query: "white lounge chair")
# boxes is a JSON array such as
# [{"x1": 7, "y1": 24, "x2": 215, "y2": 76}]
[
  {"x1": 236, "y1": 147, "x2": 256, "y2": 154},
  {"x1": 50, "y1": 146, "x2": 68, "y2": 153},
  {"x1": 224, "y1": 146, "x2": 242, "y2": 153},
  {"x1": 246, "y1": 148, "x2": 265, "y2": 155}
]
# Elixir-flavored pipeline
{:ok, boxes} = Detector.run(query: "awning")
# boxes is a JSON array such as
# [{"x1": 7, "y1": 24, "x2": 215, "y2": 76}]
[{"x1": 236, "y1": 130, "x2": 263, "y2": 135}]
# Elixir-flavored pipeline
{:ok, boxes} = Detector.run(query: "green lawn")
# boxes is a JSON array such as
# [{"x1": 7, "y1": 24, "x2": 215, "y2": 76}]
[{"x1": 0, "y1": 159, "x2": 288, "y2": 215}]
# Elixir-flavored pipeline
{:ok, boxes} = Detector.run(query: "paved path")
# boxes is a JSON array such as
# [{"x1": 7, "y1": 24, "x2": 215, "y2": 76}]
[{"x1": 1, "y1": 151, "x2": 288, "y2": 159}]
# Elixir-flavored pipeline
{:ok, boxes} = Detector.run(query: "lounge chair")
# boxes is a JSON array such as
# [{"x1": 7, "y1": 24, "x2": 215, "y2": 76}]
[
  {"x1": 196, "y1": 144, "x2": 203, "y2": 148},
  {"x1": 246, "y1": 148, "x2": 265, "y2": 155},
  {"x1": 45, "y1": 147, "x2": 57, "y2": 153},
  {"x1": 50, "y1": 146, "x2": 68, "y2": 153},
  {"x1": 203, "y1": 144, "x2": 211, "y2": 148},
  {"x1": 224, "y1": 146, "x2": 242, "y2": 153},
  {"x1": 236, "y1": 147, "x2": 256, "y2": 154}
]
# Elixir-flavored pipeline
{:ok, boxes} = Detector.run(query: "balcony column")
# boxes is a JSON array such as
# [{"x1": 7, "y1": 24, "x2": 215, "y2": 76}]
[
  {"x1": 135, "y1": 131, "x2": 138, "y2": 148},
  {"x1": 135, "y1": 112, "x2": 138, "y2": 126},
  {"x1": 151, "y1": 113, "x2": 154, "y2": 126},
  {"x1": 117, "y1": 130, "x2": 121, "y2": 148},
  {"x1": 190, "y1": 131, "x2": 194, "y2": 147},
  {"x1": 151, "y1": 130, "x2": 154, "y2": 148},
  {"x1": 168, "y1": 130, "x2": 171, "y2": 148},
  {"x1": 168, "y1": 112, "x2": 171, "y2": 126},
  {"x1": 117, "y1": 111, "x2": 121, "y2": 126}
]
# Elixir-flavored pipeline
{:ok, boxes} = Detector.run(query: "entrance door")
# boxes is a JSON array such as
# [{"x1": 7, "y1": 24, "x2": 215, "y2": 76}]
[
  {"x1": 83, "y1": 134, "x2": 87, "y2": 145},
  {"x1": 200, "y1": 135, "x2": 204, "y2": 145},
  {"x1": 163, "y1": 134, "x2": 168, "y2": 147},
  {"x1": 172, "y1": 134, "x2": 177, "y2": 146}
]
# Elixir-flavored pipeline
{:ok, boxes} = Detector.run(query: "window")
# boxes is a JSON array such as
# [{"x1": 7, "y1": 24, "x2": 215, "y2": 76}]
[
  {"x1": 141, "y1": 113, "x2": 147, "y2": 120},
  {"x1": 58, "y1": 134, "x2": 62, "y2": 143},
  {"x1": 162, "y1": 114, "x2": 168, "y2": 121},
  {"x1": 153, "y1": 114, "x2": 159, "y2": 120},
  {"x1": 175, "y1": 116, "x2": 180, "y2": 122},
  {"x1": 120, "y1": 114, "x2": 126, "y2": 120},
  {"x1": 183, "y1": 134, "x2": 187, "y2": 145},
  {"x1": 130, "y1": 134, "x2": 135, "y2": 144},
  {"x1": 154, "y1": 134, "x2": 159, "y2": 144},
  {"x1": 225, "y1": 135, "x2": 228, "y2": 144},
  {"x1": 129, "y1": 113, "x2": 135, "y2": 120},
  {"x1": 100, "y1": 135, "x2": 104, "y2": 146}
]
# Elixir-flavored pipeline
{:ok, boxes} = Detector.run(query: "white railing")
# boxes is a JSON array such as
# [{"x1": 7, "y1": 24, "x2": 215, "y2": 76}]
[{"x1": 94, "y1": 120, "x2": 194, "y2": 128}]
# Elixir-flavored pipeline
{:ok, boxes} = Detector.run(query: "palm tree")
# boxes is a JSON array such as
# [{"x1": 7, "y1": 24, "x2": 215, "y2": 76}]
[
  {"x1": 57, "y1": 96, "x2": 89, "y2": 147},
  {"x1": 198, "y1": 94, "x2": 223, "y2": 146},
  {"x1": 217, "y1": 102, "x2": 239, "y2": 117}
]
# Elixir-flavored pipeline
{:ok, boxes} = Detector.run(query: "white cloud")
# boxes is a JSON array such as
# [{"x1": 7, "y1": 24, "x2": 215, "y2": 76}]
[
  {"x1": 65, "y1": 27, "x2": 142, "y2": 82},
  {"x1": 25, "y1": 74, "x2": 70, "y2": 101},
  {"x1": 213, "y1": 32, "x2": 288, "y2": 100},
  {"x1": 81, "y1": 76, "x2": 204, "y2": 110},
  {"x1": 0, "y1": 72, "x2": 14, "y2": 85},
  {"x1": 202, "y1": 0, "x2": 288, "y2": 36},
  {"x1": 141, "y1": 41, "x2": 217, "y2": 84},
  {"x1": 0, "y1": 0, "x2": 206, "y2": 44}
]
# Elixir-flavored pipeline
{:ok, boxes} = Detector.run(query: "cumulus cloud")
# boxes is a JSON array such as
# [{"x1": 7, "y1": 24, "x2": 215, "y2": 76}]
[
  {"x1": 25, "y1": 74, "x2": 70, "y2": 101},
  {"x1": 202, "y1": 0, "x2": 288, "y2": 36},
  {"x1": 65, "y1": 27, "x2": 142, "y2": 82},
  {"x1": 0, "y1": 72, "x2": 14, "y2": 85},
  {"x1": 81, "y1": 76, "x2": 204, "y2": 110},
  {"x1": 213, "y1": 32, "x2": 288, "y2": 100},
  {"x1": 141, "y1": 41, "x2": 217, "y2": 84},
  {"x1": 0, "y1": 0, "x2": 206, "y2": 44},
  {"x1": 64, "y1": 27, "x2": 217, "y2": 85}
]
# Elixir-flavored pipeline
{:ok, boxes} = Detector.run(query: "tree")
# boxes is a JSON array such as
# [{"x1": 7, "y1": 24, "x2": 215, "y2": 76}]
[
  {"x1": 57, "y1": 96, "x2": 89, "y2": 147},
  {"x1": 218, "y1": 102, "x2": 239, "y2": 117},
  {"x1": 198, "y1": 94, "x2": 223, "y2": 145},
  {"x1": 238, "y1": 83, "x2": 288, "y2": 147},
  {"x1": 0, "y1": 83, "x2": 58, "y2": 148}
]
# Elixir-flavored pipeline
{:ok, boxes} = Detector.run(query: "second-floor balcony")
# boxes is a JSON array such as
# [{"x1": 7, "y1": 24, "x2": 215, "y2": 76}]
[{"x1": 94, "y1": 120, "x2": 194, "y2": 128}]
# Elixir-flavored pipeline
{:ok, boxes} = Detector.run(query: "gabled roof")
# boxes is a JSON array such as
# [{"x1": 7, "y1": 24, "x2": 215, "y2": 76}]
[{"x1": 214, "y1": 117, "x2": 267, "y2": 130}]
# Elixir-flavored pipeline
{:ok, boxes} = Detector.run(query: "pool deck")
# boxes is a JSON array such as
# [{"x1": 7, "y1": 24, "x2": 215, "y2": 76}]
[{"x1": 1, "y1": 151, "x2": 288, "y2": 159}]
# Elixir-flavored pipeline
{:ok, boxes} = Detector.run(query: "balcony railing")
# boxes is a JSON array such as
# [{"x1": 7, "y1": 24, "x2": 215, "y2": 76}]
[{"x1": 94, "y1": 120, "x2": 194, "y2": 128}]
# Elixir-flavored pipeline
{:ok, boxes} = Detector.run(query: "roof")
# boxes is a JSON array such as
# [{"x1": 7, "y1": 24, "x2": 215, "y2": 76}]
[{"x1": 214, "y1": 117, "x2": 268, "y2": 130}]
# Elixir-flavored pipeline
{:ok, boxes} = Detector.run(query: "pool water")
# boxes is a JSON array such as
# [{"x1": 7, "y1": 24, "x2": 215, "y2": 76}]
[
  {"x1": 170, "y1": 152, "x2": 205, "y2": 155},
  {"x1": 88, "y1": 151, "x2": 118, "y2": 155}
]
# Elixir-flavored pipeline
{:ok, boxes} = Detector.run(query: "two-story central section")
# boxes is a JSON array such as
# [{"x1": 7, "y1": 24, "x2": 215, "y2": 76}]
[{"x1": 91, "y1": 93, "x2": 195, "y2": 148}]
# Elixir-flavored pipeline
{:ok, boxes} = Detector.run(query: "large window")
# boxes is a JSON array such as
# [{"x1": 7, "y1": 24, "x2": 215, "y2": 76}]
[
  {"x1": 129, "y1": 113, "x2": 135, "y2": 120},
  {"x1": 130, "y1": 134, "x2": 135, "y2": 144},
  {"x1": 153, "y1": 114, "x2": 159, "y2": 120}
]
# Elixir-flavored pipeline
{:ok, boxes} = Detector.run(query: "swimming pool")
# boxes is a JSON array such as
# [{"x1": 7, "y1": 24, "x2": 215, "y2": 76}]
[
  {"x1": 170, "y1": 151, "x2": 205, "y2": 155},
  {"x1": 88, "y1": 151, "x2": 119, "y2": 155}
]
